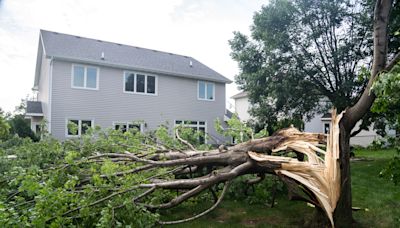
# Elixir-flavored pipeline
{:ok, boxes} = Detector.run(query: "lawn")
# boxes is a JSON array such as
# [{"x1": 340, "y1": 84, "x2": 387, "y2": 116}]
[{"x1": 160, "y1": 149, "x2": 400, "y2": 227}]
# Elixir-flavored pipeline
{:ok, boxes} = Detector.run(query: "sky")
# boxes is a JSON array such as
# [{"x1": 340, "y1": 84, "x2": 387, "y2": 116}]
[{"x1": 0, "y1": 0, "x2": 266, "y2": 113}]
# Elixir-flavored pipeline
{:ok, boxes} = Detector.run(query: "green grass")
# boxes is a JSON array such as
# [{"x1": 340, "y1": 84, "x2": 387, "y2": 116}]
[
  {"x1": 352, "y1": 148, "x2": 400, "y2": 227},
  {"x1": 160, "y1": 149, "x2": 400, "y2": 227}
]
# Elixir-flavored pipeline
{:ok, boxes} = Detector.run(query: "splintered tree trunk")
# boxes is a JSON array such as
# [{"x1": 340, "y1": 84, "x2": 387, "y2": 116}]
[{"x1": 309, "y1": 124, "x2": 352, "y2": 228}]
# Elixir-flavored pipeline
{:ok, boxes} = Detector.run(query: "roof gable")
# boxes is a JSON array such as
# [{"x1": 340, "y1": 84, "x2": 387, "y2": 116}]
[
  {"x1": 39, "y1": 30, "x2": 231, "y2": 83},
  {"x1": 231, "y1": 91, "x2": 248, "y2": 99}
]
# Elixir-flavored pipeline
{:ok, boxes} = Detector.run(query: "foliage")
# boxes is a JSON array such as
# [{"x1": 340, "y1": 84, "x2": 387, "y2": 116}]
[
  {"x1": 162, "y1": 149, "x2": 400, "y2": 227},
  {"x1": 7, "y1": 115, "x2": 38, "y2": 141},
  {"x1": 380, "y1": 156, "x2": 400, "y2": 185},
  {"x1": 0, "y1": 125, "x2": 217, "y2": 227},
  {"x1": 1, "y1": 119, "x2": 314, "y2": 227},
  {"x1": 215, "y1": 114, "x2": 269, "y2": 144},
  {"x1": 367, "y1": 138, "x2": 387, "y2": 150},
  {"x1": 215, "y1": 114, "x2": 255, "y2": 143},
  {"x1": 226, "y1": 175, "x2": 284, "y2": 206},
  {"x1": 380, "y1": 148, "x2": 400, "y2": 186},
  {"x1": 229, "y1": 0, "x2": 399, "y2": 129},
  {"x1": 269, "y1": 116, "x2": 304, "y2": 134},
  {"x1": 0, "y1": 113, "x2": 10, "y2": 141},
  {"x1": 371, "y1": 62, "x2": 400, "y2": 185},
  {"x1": 174, "y1": 125, "x2": 212, "y2": 150},
  {"x1": 372, "y1": 62, "x2": 400, "y2": 128}
]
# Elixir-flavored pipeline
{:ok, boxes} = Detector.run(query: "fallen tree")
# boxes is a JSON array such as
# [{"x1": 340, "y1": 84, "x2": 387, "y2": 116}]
[
  {"x1": 1, "y1": 110, "x2": 344, "y2": 227},
  {"x1": 58, "y1": 110, "x2": 343, "y2": 226}
]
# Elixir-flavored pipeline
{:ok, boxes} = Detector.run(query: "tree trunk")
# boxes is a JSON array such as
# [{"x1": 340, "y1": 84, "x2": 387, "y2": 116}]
[
  {"x1": 312, "y1": 1, "x2": 395, "y2": 227},
  {"x1": 332, "y1": 123, "x2": 352, "y2": 227}
]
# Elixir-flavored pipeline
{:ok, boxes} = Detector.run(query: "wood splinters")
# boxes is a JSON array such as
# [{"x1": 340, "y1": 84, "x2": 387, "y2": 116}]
[{"x1": 248, "y1": 109, "x2": 343, "y2": 227}]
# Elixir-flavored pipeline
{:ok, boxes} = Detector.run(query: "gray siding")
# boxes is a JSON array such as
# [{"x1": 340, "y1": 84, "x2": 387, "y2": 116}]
[
  {"x1": 38, "y1": 47, "x2": 50, "y2": 123},
  {"x1": 304, "y1": 114, "x2": 325, "y2": 133},
  {"x1": 50, "y1": 60, "x2": 226, "y2": 143}
]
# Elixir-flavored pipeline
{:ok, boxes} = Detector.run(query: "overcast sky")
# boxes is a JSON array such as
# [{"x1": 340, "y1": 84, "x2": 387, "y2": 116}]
[{"x1": 0, "y1": 0, "x2": 266, "y2": 113}]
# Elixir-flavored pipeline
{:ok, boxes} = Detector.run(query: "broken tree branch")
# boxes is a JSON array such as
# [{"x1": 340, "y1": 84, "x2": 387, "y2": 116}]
[
  {"x1": 158, "y1": 181, "x2": 231, "y2": 225},
  {"x1": 175, "y1": 129, "x2": 197, "y2": 151},
  {"x1": 44, "y1": 109, "x2": 344, "y2": 227}
]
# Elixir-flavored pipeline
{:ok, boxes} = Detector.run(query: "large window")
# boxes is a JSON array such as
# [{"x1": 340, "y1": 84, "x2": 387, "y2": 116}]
[
  {"x1": 66, "y1": 119, "x2": 93, "y2": 136},
  {"x1": 198, "y1": 81, "x2": 214, "y2": 101},
  {"x1": 72, "y1": 65, "x2": 98, "y2": 89},
  {"x1": 124, "y1": 72, "x2": 157, "y2": 95},
  {"x1": 175, "y1": 120, "x2": 206, "y2": 144},
  {"x1": 113, "y1": 122, "x2": 142, "y2": 133}
]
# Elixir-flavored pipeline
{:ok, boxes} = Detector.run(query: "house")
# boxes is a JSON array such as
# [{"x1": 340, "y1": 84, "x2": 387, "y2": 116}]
[
  {"x1": 231, "y1": 91, "x2": 394, "y2": 147},
  {"x1": 231, "y1": 91, "x2": 251, "y2": 122},
  {"x1": 26, "y1": 30, "x2": 232, "y2": 143}
]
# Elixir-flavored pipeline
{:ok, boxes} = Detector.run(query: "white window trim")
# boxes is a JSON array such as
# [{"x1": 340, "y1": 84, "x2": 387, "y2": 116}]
[
  {"x1": 26, "y1": 113, "x2": 44, "y2": 117},
  {"x1": 197, "y1": 81, "x2": 215, "y2": 101},
  {"x1": 174, "y1": 120, "x2": 207, "y2": 143},
  {"x1": 123, "y1": 71, "x2": 158, "y2": 96},
  {"x1": 65, "y1": 119, "x2": 94, "y2": 137},
  {"x1": 71, "y1": 64, "x2": 100, "y2": 90},
  {"x1": 112, "y1": 121, "x2": 144, "y2": 133}
]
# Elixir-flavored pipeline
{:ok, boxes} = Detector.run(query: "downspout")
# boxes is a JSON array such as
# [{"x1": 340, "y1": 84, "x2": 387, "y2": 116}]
[{"x1": 48, "y1": 57, "x2": 54, "y2": 134}]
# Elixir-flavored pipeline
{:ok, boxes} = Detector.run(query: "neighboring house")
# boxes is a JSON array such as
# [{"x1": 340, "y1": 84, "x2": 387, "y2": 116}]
[
  {"x1": 231, "y1": 91, "x2": 394, "y2": 147},
  {"x1": 26, "y1": 30, "x2": 231, "y2": 143},
  {"x1": 231, "y1": 91, "x2": 251, "y2": 122}
]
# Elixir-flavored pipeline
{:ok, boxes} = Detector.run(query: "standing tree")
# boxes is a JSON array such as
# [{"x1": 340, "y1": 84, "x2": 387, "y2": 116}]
[
  {"x1": 230, "y1": 0, "x2": 399, "y2": 226},
  {"x1": 230, "y1": 0, "x2": 399, "y2": 134}
]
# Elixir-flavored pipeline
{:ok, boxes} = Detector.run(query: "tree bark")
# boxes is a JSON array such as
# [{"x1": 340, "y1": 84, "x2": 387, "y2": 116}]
[
  {"x1": 344, "y1": 0, "x2": 393, "y2": 131},
  {"x1": 326, "y1": 1, "x2": 394, "y2": 227},
  {"x1": 332, "y1": 123, "x2": 352, "y2": 227}
]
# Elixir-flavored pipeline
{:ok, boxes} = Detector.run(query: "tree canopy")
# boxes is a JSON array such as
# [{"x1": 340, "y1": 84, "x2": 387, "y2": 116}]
[{"x1": 230, "y1": 0, "x2": 399, "y2": 129}]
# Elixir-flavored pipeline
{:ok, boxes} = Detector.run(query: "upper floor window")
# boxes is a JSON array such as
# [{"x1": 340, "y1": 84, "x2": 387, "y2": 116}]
[
  {"x1": 72, "y1": 65, "x2": 99, "y2": 90},
  {"x1": 124, "y1": 72, "x2": 157, "y2": 95},
  {"x1": 198, "y1": 81, "x2": 214, "y2": 101}
]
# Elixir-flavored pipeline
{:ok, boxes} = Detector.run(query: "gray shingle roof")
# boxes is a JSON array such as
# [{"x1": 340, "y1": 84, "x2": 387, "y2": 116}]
[
  {"x1": 40, "y1": 30, "x2": 231, "y2": 83},
  {"x1": 321, "y1": 113, "x2": 331, "y2": 119},
  {"x1": 225, "y1": 109, "x2": 234, "y2": 119},
  {"x1": 26, "y1": 101, "x2": 43, "y2": 115}
]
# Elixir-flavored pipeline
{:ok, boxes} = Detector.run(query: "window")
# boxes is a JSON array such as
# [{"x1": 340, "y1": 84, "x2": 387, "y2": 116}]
[
  {"x1": 136, "y1": 74, "x2": 145, "y2": 93},
  {"x1": 198, "y1": 81, "x2": 214, "y2": 101},
  {"x1": 114, "y1": 122, "x2": 142, "y2": 133},
  {"x1": 324, "y1": 123, "x2": 330, "y2": 134},
  {"x1": 66, "y1": 119, "x2": 93, "y2": 136},
  {"x1": 124, "y1": 72, "x2": 157, "y2": 95},
  {"x1": 72, "y1": 65, "x2": 98, "y2": 89},
  {"x1": 175, "y1": 120, "x2": 206, "y2": 144},
  {"x1": 35, "y1": 124, "x2": 41, "y2": 134}
]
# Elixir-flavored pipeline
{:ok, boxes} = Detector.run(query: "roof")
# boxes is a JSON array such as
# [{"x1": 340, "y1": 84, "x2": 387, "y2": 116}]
[
  {"x1": 225, "y1": 109, "x2": 234, "y2": 119},
  {"x1": 321, "y1": 113, "x2": 331, "y2": 119},
  {"x1": 26, "y1": 101, "x2": 43, "y2": 116},
  {"x1": 37, "y1": 30, "x2": 231, "y2": 84},
  {"x1": 231, "y1": 91, "x2": 248, "y2": 99}
]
